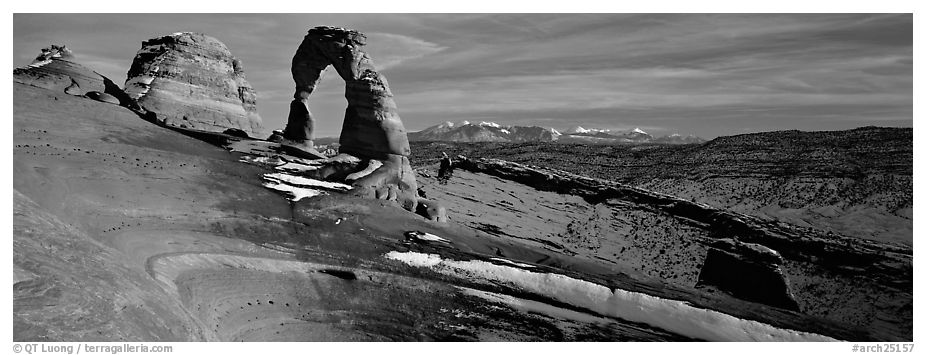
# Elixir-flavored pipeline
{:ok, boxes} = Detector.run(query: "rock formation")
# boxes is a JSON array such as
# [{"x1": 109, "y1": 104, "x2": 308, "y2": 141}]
[
  {"x1": 696, "y1": 239, "x2": 800, "y2": 311},
  {"x1": 14, "y1": 45, "x2": 134, "y2": 106},
  {"x1": 284, "y1": 26, "x2": 419, "y2": 211},
  {"x1": 267, "y1": 130, "x2": 285, "y2": 143},
  {"x1": 124, "y1": 32, "x2": 263, "y2": 136},
  {"x1": 284, "y1": 26, "x2": 411, "y2": 158},
  {"x1": 449, "y1": 155, "x2": 911, "y2": 334},
  {"x1": 415, "y1": 198, "x2": 448, "y2": 222}
]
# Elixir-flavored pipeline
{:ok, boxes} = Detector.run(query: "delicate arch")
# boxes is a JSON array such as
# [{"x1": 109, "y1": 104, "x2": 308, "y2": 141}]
[{"x1": 283, "y1": 26, "x2": 411, "y2": 160}]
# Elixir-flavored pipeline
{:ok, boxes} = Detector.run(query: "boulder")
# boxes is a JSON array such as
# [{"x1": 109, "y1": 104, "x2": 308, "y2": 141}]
[
  {"x1": 267, "y1": 130, "x2": 284, "y2": 143},
  {"x1": 14, "y1": 45, "x2": 133, "y2": 107},
  {"x1": 222, "y1": 128, "x2": 250, "y2": 139},
  {"x1": 124, "y1": 32, "x2": 263, "y2": 137},
  {"x1": 415, "y1": 198, "x2": 448, "y2": 222},
  {"x1": 696, "y1": 238, "x2": 800, "y2": 311}
]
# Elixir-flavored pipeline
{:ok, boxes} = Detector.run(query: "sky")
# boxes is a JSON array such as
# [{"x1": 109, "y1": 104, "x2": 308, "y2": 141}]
[{"x1": 13, "y1": 13, "x2": 913, "y2": 139}]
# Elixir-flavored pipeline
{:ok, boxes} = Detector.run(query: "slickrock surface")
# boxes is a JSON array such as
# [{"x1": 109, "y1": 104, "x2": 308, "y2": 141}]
[
  {"x1": 14, "y1": 45, "x2": 133, "y2": 107},
  {"x1": 411, "y1": 128, "x2": 912, "y2": 245},
  {"x1": 8, "y1": 84, "x2": 676, "y2": 341},
  {"x1": 284, "y1": 26, "x2": 418, "y2": 210},
  {"x1": 414, "y1": 156, "x2": 911, "y2": 340},
  {"x1": 124, "y1": 32, "x2": 263, "y2": 137},
  {"x1": 14, "y1": 190, "x2": 196, "y2": 341},
  {"x1": 15, "y1": 82, "x2": 869, "y2": 342}
]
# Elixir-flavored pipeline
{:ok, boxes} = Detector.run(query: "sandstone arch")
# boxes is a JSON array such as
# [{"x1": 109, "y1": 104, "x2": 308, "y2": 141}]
[
  {"x1": 283, "y1": 26, "x2": 411, "y2": 160},
  {"x1": 284, "y1": 26, "x2": 422, "y2": 212}
]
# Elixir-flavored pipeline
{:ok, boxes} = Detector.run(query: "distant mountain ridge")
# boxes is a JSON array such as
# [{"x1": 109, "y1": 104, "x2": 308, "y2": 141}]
[
  {"x1": 407, "y1": 121, "x2": 705, "y2": 144},
  {"x1": 408, "y1": 121, "x2": 562, "y2": 143}
]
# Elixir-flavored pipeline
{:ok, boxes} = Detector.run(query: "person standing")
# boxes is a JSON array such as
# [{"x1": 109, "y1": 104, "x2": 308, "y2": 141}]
[{"x1": 438, "y1": 152, "x2": 453, "y2": 184}]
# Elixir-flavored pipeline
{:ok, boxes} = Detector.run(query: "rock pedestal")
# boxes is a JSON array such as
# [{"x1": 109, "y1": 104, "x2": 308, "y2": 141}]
[
  {"x1": 345, "y1": 155, "x2": 419, "y2": 212},
  {"x1": 124, "y1": 32, "x2": 263, "y2": 137}
]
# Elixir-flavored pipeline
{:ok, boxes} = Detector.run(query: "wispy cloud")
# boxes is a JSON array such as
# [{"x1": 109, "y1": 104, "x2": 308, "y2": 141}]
[{"x1": 365, "y1": 33, "x2": 446, "y2": 70}]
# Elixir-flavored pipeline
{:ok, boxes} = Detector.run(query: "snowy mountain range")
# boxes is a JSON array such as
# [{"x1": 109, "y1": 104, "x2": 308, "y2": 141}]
[
  {"x1": 407, "y1": 121, "x2": 705, "y2": 145},
  {"x1": 408, "y1": 121, "x2": 562, "y2": 143}
]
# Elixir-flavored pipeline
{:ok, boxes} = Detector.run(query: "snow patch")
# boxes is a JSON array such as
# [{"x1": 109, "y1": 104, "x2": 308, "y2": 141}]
[
  {"x1": 499, "y1": 129, "x2": 511, "y2": 135},
  {"x1": 262, "y1": 181, "x2": 326, "y2": 201},
  {"x1": 387, "y1": 251, "x2": 443, "y2": 267},
  {"x1": 489, "y1": 258, "x2": 535, "y2": 269},
  {"x1": 566, "y1": 126, "x2": 612, "y2": 135},
  {"x1": 478, "y1": 121, "x2": 502, "y2": 128},
  {"x1": 384, "y1": 251, "x2": 836, "y2": 342},
  {"x1": 405, "y1": 231, "x2": 450, "y2": 243},
  {"x1": 239, "y1": 156, "x2": 285, "y2": 166},
  {"x1": 28, "y1": 60, "x2": 53, "y2": 68},
  {"x1": 632, "y1": 127, "x2": 648, "y2": 134},
  {"x1": 459, "y1": 287, "x2": 607, "y2": 324},
  {"x1": 275, "y1": 162, "x2": 319, "y2": 173},
  {"x1": 263, "y1": 173, "x2": 352, "y2": 191},
  {"x1": 569, "y1": 126, "x2": 589, "y2": 134}
]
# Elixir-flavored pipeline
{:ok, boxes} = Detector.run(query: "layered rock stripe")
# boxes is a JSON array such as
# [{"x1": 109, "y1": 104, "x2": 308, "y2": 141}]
[{"x1": 124, "y1": 32, "x2": 263, "y2": 137}]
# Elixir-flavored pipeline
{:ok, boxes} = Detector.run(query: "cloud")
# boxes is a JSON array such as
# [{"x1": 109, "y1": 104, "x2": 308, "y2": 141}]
[
  {"x1": 364, "y1": 32, "x2": 447, "y2": 70},
  {"x1": 13, "y1": 14, "x2": 912, "y2": 139}
]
